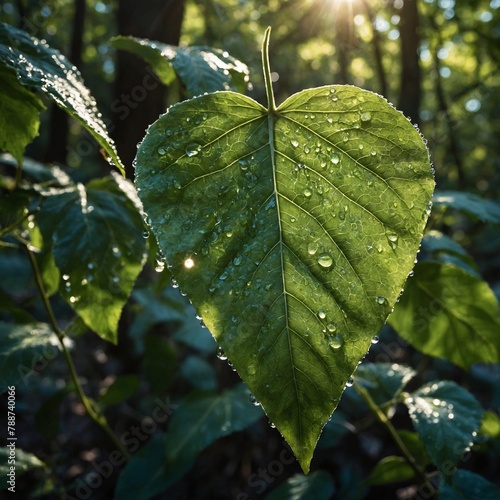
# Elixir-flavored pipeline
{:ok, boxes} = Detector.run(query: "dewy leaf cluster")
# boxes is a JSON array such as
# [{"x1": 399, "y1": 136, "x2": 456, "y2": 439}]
[
  {"x1": 2, "y1": 19, "x2": 500, "y2": 497},
  {"x1": 0, "y1": 22, "x2": 124, "y2": 174},
  {"x1": 135, "y1": 28, "x2": 435, "y2": 471}
]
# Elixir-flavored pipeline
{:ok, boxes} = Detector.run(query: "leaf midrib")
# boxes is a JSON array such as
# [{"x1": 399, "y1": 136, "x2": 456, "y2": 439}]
[{"x1": 268, "y1": 108, "x2": 303, "y2": 448}]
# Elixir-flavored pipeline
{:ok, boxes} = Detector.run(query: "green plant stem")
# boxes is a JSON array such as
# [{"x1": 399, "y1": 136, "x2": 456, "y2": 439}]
[
  {"x1": 262, "y1": 27, "x2": 276, "y2": 112},
  {"x1": 14, "y1": 160, "x2": 23, "y2": 190},
  {"x1": 26, "y1": 246, "x2": 131, "y2": 460},
  {"x1": 354, "y1": 382, "x2": 435, "y2": 495}
]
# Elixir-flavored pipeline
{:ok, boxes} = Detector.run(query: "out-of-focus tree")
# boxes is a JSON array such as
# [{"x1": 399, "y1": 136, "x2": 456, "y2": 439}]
[{"x1": 113, "y1": 0, "x2": 186, "y2": 176}]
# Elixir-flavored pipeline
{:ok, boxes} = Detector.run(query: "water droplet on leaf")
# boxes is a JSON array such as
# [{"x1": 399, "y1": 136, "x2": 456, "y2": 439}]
[
  {"x1": 328, "y1": 334, "x2": 344, "y2": 349},
  {"x1": 318, "y1": 253, "x2": 333, "y2": 268},
  {"x1": 216, "y1": 346, "x2": 227, "y2": 360},
  {"x1": 307, "y1": 242, "x2": 318, "y2": 255}
]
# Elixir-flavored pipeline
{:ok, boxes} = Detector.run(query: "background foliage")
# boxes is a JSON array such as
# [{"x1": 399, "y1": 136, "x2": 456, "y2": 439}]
[{"x1": 1, "y1": 0, "x2": 500, "y2": 498}]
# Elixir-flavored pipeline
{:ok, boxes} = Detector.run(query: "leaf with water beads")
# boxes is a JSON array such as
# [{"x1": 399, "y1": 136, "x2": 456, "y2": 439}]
[
  {"x1": 404, "y1": 381, "x2": 483, "y2": 471},
  {"x1": 36, "y1": 174, "x2": 148, "y2": 343},
  {"x1": 135, "y1": 29, "x2": 434, "y2": 471},
  {"x1": 110, "y1": 36, "x2": 250, "y2": 96},
  {"x1": 0, "y1": 23, "x2": 124, "y2": 175}
]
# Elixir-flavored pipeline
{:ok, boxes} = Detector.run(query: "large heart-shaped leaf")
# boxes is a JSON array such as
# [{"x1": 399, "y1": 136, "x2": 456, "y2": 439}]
[{"x1": 135, "y1": 32, "x2": 434, "y2": 471}]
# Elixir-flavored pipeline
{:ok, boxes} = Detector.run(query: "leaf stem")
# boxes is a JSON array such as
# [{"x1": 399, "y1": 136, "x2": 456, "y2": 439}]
[
  {"x1": 354, "y1": 382, "x2": 435, "y2": 495},
  {"x1": 26, "y1": 245, "x2": 131, "y2": 461},
  {"x1": 262, "y1": 27, "x2": 276, "y2": 112}
]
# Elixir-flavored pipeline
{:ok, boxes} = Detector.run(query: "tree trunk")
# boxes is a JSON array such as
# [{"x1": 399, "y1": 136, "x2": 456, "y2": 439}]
[
  {"x1": 43, "y1": 0, "x2": 86, "y2": 165},
  {"x1": 398, "y1": 0, "x2": 421, "y2": 125},
  {"x1": 113, "y1": 0, "x2": 186, "y2": 178}
]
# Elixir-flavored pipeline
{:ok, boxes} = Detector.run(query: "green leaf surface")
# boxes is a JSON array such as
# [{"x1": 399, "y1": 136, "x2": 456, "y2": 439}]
[
  {"x1": 365, "y1": 456, "x2": 415, "y2": 486},
  {"x1": 0, "y1": 22, "x2": 124, "y2": 175},
  {"x1": 98, "y1": 374, "x2": 141, "y2": 406},
  {"x1": 114, "y1": 383, "x2": 263, "y2": 500},
  {"x1": 110, "y1": 36, "x2": 250, "y2": 96},
  {"x1": 180, "y1": 355, "x2": 217, "y2": 390},
  {"x1": 166, "y1": 383, "x2": 264, "y2": 463},
  {"x1": 433, "y1": 190, "x2": 500, "y2": 224},
  {"x1": 421, "y1": 230, "x2": 478, "y2": 276},
  {"x1": 479, "y1": 410, "x2": 500, "y2": 440},
  {"x1": 354, "y1": 362, "x2": 416, "y2": 406},
  {"x1": 404, "y1": 381, "x2": 483, "y2": 471},
  {"x1": 113, "y1": 434, "x2": 193, "y2": 500},
  {"x1": 35, "y1": 386, "x2": 73, "y2": 439},
  {"x1": 143, "y1": 335, "x2": 177, "y2": 394},
  {"x1": 265, "y1": 471, "x2": 335, "y2": 500},
  {"x1": 389, "y1": 261, "x2": 500, "y2": 369},
  {"x1": 0, "y1": 67, "x2": 45, "y2": 163},
  {"x1": 397, "y1": 430, "x2": 431, "y2": 468},
  {"x1": 36, "y1": 174, "x2": 147, "y2": 343},
  {"x1": 316, "y1": 410, "x2": 351, "y2": 449},
  {"x1": 135, "y1": 80, "x2": 433, "y2": 469},
  {"x1": 438, "y1": 469, "x2": 500, "y2": 500},
  {"x1": 0, "y1": 447, "x2": 46, "y2": 489},
  {"x1": 0, "y1": 321, "x2": 59, "y2": 392}
]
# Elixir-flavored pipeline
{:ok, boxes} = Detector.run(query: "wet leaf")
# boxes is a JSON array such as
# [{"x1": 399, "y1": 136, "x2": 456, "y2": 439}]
[
  {"x1": 36, "y1": 174, "x2": 147, "y2": 343},
  {"x1": 110, "y1": 36, "x2": 250, "y2": 96},
  {"x1": 433, "y1": 190, "x2": 500, "y2": 224},
  {"x1": 390, "y1": 262, "x2": 500, "y2": 369},
  {"x1": 364, "y1": 456, "x2": 415, "y2": 486},
  {"x1": 135, "y1": 81, "x2": 433, "y2": 470},
  {"x1": 438, "y1": 469, "x2": 500, "y2": 500},
  {"x1": 0, "y1": 67, "x2": 45, "y2": 163},
  {"x1": 0, "y1": 22, "x2": 124, "y2": 175},
  {"x1": 404, "y1": 381, "x2": 483, "y2": 471},
  {"x1": 0, "y1": 322, "x2": 59, "y2": 391}
]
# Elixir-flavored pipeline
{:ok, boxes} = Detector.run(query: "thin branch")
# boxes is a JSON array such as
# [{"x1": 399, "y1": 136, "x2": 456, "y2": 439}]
[
  {"x1": 25, "y1": 244, "x2": 131, "y2": 460},
  {"x1": 354, "y1": 382, "x2": 436, "y2": 496}
]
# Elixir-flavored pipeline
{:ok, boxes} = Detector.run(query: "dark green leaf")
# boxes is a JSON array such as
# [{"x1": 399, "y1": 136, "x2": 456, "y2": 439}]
[
  {"x1": 166, "y1": 383, "x2": 264, "y2": 463},
  {"x1": 433, "y1": 190, "x2": 500, "y2": 224},
  {"x1": 421, "y1": 230, "x2": 478, "y2": 276},
  {"x1": 136, "y1": 84, "x2": 434, "y2": 470},
  {"x1": 316, "y1": 411, "x2": 351, "y2": 449},
  {"x1": 30, "y1": 224, "x2": 60, "y2": 297},
  {"x1": 143, "y1": 335, "x2": 177, "y2": 394},
  {"x1": 129, "y1": 287, "x2": 184, "y2": 341},
  {"x1": 397, "y1": 430, "x2": 431, "y2": 468},
  {"x1": 98, "y1": 374, "x2": 141, "y2": 406},
  {"x1": 390, "y1": 262, "x2": 500, "y2": 369},
  {"x1": 438, "y1": 469, "x2": 500, "y2": 500},
  {"x1": 0, "y1": 447, "x2": 45, "y2": 489},
  {"x1": 35, "y1": 386, "x2": 72, "y2": 439},
  {"x1": 113, "y1": 434, "x2": 193, "y2": 500},
  {"x1": 171, "y1": 303, "x2": 217, "y2": 353},
  {"x1": 36, "y1": 174, "x2": 147, "y2": 343},
  {"x1": 404, "y1": 381, "x2": 483, "y2": 471},
  {"x1": 0, "y1": 321, "x2": 59, "y2": 392},
  {"x1": 0, "y1": 67, "x2": 45, "y2": 163},
  {"x1": 365, "y1": 456, "x2": 415, "y2": 486},
  {"x1": 479, "y1": 410, "x2": 500, "y2": 440},
  {"x1": 180, "y1": 355, "x2": 217, "y2": 390},
  {"x1": 354, "y1": 362, "x2": 416, "y2": 406},
  {"x1": 265, "y1": 471, "x2": 335, "y2": 500},
  {"x1": 0, "y1": 22, "x2": 124, "y2": 175},
  {"x1": 110, "y1": 36, "x2": 250, "y2": 96},
  {"x1": 114, "y1": 383, "x2": 264, "y2": 500}
]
